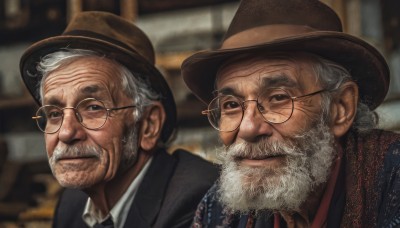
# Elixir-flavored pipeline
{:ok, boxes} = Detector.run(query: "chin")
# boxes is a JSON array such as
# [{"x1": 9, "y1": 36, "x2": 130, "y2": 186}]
[{"x1": 54, "y1": 169, "x2": 102, "y2": 190}]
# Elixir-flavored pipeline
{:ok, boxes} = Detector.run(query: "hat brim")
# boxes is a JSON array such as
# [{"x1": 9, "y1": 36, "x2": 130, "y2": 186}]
[
  {"x1": 20, "y1": 35, "x2": 177, "y2": 142},
  {"x1": 182, "y1": 31, "x2": 389, "y2": 110}
]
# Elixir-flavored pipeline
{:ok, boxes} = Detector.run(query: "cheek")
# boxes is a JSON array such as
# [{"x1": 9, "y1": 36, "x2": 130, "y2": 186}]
[
  {"x1": 96, "y1": 135, "x2": 128, "y2": 182},
  {"x1": 292, "y1": 112, "x2": 319, "y2": 129},
  {"x1": 220, "y1": 132, "x2": 236, "y2": 145},
  {"x1": 45, "y1": 134, "x2": 58, "y2": 157},
  {"x1": 94, "y1": 127, "x2": 125, "y2": 176},
  {"x1": 276, "y1": 115, "x2": 318, "y2": 138},
  {"x1": 109, "y1": 137, "x2": 123, "y2": 166}
]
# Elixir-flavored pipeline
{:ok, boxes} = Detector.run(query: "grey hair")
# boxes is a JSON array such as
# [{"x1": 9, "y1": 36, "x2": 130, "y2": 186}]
[
  {"x1": 310, "y1": 54, "x2": 378, "y2": 132},
  {"x1": 36, "y1": 48, "x2": 160, "y2": 121}
]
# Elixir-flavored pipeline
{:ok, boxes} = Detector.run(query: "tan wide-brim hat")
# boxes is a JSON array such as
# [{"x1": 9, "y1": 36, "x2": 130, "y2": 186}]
[
  {"x1": 20, "y1": 11, "x2": 176, "y2": 142},
  {"x1": 181, "y1": 0, "x2": 390, "y2": 110}
]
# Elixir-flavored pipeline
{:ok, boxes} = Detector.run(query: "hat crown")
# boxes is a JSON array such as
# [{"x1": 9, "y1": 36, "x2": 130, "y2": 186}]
[
  {"x1": 65, "y1": 11, "x2": 155, "y2": 64},
  {"x1": 224, "y1": 0, "x2": 342, "y2": 43},
  {"x1": 181, "y1": 0, "x2": 389, "y2": 112}
]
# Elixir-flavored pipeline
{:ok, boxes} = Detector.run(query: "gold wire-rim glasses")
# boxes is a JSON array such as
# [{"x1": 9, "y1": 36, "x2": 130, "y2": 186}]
[
  {"x1": 201, "y1": 88, "x2": 330, "y2": 132},
  {"x1": 32, "y1": 98, "x2": 136, "y2": 134}
]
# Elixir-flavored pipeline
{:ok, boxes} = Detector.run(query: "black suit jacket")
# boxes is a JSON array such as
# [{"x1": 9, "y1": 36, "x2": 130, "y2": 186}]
[{"x1": 52, "y1": 149, "x2": 219, "y2": 228}]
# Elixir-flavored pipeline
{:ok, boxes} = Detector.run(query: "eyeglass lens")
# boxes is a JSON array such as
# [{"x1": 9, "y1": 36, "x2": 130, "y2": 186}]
[
  {"x1": 207, "y1": 88, "x2": 294, "y2": 131},
  {"x1": 35, "y1": 98, "x2": 108, "y2": 133}
]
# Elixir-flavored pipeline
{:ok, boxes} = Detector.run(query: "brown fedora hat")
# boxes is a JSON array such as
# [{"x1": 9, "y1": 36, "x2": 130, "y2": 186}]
[
  {"x1": 20, "y1": 11, "x2": 176, "y2": 142},
  {"x1": 181, "y1": 0, "x2": 390, "y2": 110}
]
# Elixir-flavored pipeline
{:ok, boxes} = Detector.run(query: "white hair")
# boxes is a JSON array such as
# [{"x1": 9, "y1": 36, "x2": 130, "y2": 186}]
[{"x1": 36, "y1": 48, "x2": 160, "y2": 121}]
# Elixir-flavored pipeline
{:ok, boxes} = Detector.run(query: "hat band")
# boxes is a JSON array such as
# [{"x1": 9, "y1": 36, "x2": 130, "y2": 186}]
[
  {"x1": 64, "y1": 29, "x2": 136, "y2": 54},
  {"x1": 221, "y1": 24, "x2": 317, "y2": 49}
]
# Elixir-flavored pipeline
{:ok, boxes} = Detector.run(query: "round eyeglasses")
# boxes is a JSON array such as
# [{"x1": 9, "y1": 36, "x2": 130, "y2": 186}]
[
  {"x1": 32, "y1": 98, "x2": 136, "y2": 134},
  {"x1": 202, "y1": 88, "x2": 329, "y2": 132}
]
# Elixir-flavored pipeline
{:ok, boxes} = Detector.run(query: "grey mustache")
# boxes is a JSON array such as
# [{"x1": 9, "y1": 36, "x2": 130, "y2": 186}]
[{"x1": 52, "y1": 145, "x2": 101, "y2": 161}]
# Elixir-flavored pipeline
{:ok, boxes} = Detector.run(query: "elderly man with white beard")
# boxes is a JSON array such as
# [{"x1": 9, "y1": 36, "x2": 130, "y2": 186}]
[{"x1": 181, "y1": 0, "x2": 400, "y2": 227}]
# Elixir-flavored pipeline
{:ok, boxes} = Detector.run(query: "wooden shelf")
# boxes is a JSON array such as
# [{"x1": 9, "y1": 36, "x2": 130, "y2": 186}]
[
  {"x1": 0, "y1": 96, "x2": 37, "y2": 110},
  {"x1": 156, "y1": 51, "x2": 196, "y2": 70}
]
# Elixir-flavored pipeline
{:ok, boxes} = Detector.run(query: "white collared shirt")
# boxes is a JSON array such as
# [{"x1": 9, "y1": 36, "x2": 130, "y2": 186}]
[{"x1": 82, "y1": 157, "x2": 153, "y2": 228}]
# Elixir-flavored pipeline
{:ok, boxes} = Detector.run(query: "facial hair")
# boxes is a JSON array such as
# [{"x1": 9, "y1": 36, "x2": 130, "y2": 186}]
[
  {"x1": 48, "y1": 125, "x2": 139, "y2": 189},
  {"x1": 119, "y1": 125, "x2": 139, "y2": 172},
  {"x1": 217, "y1": 119, "x2": 336, "y2": 213}
]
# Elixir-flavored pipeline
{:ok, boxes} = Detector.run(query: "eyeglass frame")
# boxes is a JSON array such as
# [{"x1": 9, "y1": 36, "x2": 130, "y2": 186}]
[
  {"x1": 32, "y1": 97, "x2": 136, "y2": 134},
  {"x1": 201, "y1": 88, "x2": 331, "y2": 132}
]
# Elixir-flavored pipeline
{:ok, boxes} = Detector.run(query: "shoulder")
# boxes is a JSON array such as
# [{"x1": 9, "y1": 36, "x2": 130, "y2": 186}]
[
  {"x1": 53, "y1": 188, "x2": 87, "y2": 228},
  {"x1": 150, "y1": 148, "x2": 219, "y2": 188},
  {"x1": 153, "y1": 149, "x2": 219, "y2": 228},
  {"x1": 376, "y1": 132, "x2": 400, "y2": 227},
  {"x1": 380, "y1": 133, "x2": 400, "y2": 177},
  {"x1": 192, "y1": 184, "x2": 237, "y2": 227},
  {"x1": 172, "y1": 149, "x2": 219, "y2": 179},
  {"x1": 170, "y1": 149, "x2": 220, "y2": 197},
  {"x1": 165, "y1": 148, "x2": 219, "y2": 201},
  {"x1": 383, "y1": 140, "x2": 400, "y2": 165}
]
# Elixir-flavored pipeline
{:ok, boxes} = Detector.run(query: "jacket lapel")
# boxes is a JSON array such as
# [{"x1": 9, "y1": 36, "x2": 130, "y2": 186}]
[{"x1": 123, "y1": 149, "x2": 177, "y2": 228}]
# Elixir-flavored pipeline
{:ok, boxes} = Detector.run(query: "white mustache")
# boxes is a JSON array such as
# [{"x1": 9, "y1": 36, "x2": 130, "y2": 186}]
[
  {"x1": 51, "y1": 144, "x2": 101, "y2": 162},
  {"x1": 222, "y1": 139, "x2": 304, "y2": 161}
]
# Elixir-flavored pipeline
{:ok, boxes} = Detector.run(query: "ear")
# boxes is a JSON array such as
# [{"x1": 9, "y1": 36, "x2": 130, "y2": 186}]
[
  {"x1": 138, "y1": 102, "x2": 166, "y2": 151},
  {"x1": 330, "y1": 82, "x2": 359, "y2": 138}
]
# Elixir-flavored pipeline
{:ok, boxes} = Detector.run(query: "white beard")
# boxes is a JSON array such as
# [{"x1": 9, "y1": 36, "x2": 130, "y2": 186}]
[{"x1": 217, "y1": 120, "x2": 336, "y2": 213}]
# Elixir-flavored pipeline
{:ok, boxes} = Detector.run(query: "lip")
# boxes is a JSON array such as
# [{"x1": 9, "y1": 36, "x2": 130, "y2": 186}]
[
  {"x1": 56, "y1": 155, "x2": 98, "y2": 162},
  {"x1": 236, "y1": 155, "x2": 285, "y2": 167}
]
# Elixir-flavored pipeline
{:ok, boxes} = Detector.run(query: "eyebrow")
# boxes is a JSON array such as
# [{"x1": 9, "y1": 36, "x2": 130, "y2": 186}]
[
  {"x1": 216, "y1": 87, "x2": 236, "y2": 95},
  {"x1": 215, "y1": 74, "x2": 299, "y2": 98},
  {"x1": 81, "y1": 85, "x2": 104, "y2": 95},
  {"x1": 260, "y1": 74, "x2": 297, "y2": 88},
  {"x1": 43, "y1": 85, "x2": 107, "y2": 106},
  {"x1": 44, "y1": 98, "x2": 63, "y2": 107}
]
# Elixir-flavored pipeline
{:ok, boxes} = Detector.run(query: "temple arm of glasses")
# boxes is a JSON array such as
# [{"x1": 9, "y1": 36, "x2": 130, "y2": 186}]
[
  {"x1": 108, "y1": 105, "x2": 136, "y2": 111},
  {"x1": 32, "y1": 116, "x2": 42, "y2": 119},
  {"x1": 202, "y1": 108, "x2": 220, "y2": 115}
]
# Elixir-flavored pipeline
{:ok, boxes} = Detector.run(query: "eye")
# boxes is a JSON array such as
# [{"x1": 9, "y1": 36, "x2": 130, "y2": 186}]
[
  {"x1": 219, "y1": 96, "x2": 241, "y2": 111},
  {"x1": 223, "y1": 101, "x2": 240, "y2": 109},
  {"x1": 86, "y1": 104, "x2": 105, "y2": 111},
  {"x1": 78, "y1": 99, "x2": 106, "y2": 113},
  {"x1": 263, "y1": 89, "x2": 292, "y2": 104},
  {"x1": 257, "y1": 103, "x2": 266, "y2": 113},
  {"x1": 259, "y1": 89, "x2": 292, "y2": 108},
  {"x1": 269, "y1": 93, "x2": 291, "y2": 103},
  {"x1": 42, "y1": 106, "x2": 62, "y2": 119},
  {"x1": 47, "y1": 110, "x2": 63, "y2": 119}
]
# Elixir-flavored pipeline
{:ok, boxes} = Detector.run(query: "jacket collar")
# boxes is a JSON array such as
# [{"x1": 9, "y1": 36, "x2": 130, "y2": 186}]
[{"x1": 123, "y1": 149, "x2": 177, "y2": 228}]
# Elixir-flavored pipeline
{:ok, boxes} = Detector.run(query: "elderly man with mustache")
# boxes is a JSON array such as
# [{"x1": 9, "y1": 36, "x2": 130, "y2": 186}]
[
  {"x1": 181, "y1": 0, "x2": 400, "y2": 227},
  {"x1": 19, "y1": 11, "x2": 218, "y2": 228}
]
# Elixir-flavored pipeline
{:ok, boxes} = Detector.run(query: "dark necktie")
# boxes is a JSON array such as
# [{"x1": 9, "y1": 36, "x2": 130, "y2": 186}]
[{"x1": 93, "y1": 217, "x2": 114, "y2": 228}]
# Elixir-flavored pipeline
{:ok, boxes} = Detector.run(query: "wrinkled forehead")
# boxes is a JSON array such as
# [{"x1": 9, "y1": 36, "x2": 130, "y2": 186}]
[
  {"x1": 215, "y1": 53, "x2": 320, "y2": 89},
  {"x1": 42, "y1": 56, "x2": 127, "y2": 102},
  {"x1": 44, "y1": 56, "x2": 123, "y2": 84}
]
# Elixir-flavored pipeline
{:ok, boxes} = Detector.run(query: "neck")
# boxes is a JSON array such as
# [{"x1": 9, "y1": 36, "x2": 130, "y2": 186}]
[{"x1": 83, "y1": 149, "x2": 153, "y2": 216}]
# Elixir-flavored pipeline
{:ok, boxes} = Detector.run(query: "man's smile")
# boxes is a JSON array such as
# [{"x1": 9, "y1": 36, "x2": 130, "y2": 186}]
[{"x1": 236, "y1": 154, "x2": 286, "y2": 167}]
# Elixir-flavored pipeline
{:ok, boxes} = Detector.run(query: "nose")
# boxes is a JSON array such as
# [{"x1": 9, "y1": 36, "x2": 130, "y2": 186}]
[
  {"x1": 57, "y1": 109, "x2": 86, "y2": 144},
  {"x1": 237, "y1": 100, "x2": 273, "y2": 142}
]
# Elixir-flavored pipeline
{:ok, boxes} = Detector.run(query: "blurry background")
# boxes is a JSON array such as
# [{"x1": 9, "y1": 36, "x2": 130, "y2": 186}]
[{"x1": 0, "y1": 0, "x2": 399, "y2": 227}]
